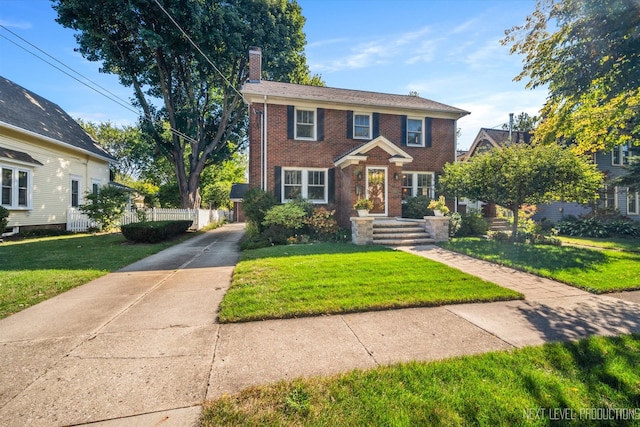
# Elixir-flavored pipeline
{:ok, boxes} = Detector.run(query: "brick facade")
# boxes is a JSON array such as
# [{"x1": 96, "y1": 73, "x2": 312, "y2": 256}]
[{"x1": 247, "y1": 103, "x2": 458, "y2": 228}]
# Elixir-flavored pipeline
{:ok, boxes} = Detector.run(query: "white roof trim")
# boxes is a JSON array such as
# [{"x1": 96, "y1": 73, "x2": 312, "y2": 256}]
[
  {"x1": 334, "y1": 136, "x2": 413, "y2": 169},
  {"x1": 0, "y1": 121, "x2": 115, "y2": 164}
]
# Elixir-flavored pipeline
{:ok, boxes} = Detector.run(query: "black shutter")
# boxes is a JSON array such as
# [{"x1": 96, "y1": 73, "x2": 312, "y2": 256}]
[
  {"x1": 327, "y1": 168, "x2": 335, "y2": 203},
  {"x1": 401, "y1": 115, "x2": 407, "y2": 146},
  {"x1": 425, "y1": 117, "x2": 432, "y2": 148},
  {"x1": 317, "y1": 108, "x2": 324, "y2": 141},
  {"x1": 346, "y1": 110, "x2": 353, "y2": 139},
  {"x1": 274, "y1": 166, "x2": 282, "y2": 202},
  {"x1": 287, "y1": 106, "x2": 294, "y2": 139},
  {"x1": 372, "y1": 112, "x2": 380, "y2": 138}
]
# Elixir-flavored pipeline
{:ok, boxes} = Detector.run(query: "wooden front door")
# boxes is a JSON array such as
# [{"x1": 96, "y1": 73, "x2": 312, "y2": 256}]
[{"x1": 366, "y1": 167, "x2": 387, "y2": 216}]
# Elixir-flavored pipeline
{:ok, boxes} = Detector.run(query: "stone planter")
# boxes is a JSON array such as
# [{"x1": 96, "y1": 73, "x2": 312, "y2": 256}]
[{"x1": 357, "y1": 209, "x2": 369, "y2": 217}]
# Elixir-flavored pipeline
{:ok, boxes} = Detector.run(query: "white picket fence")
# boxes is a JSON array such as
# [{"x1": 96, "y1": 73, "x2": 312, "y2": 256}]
[{"x1": 66, "y1": 207, "x2": 231, "y2": 232}]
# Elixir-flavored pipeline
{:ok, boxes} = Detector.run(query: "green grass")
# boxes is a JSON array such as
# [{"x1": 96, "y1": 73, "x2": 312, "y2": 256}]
[
  {"x1": 441, "y1": 238, "x2": 640, "y2": 294},
  {"x1": 0, "y1": 232, "x2": 193, "y2": 319},
  {"x1": 559, "y1": 236, "x2": 640, "y2": 253},
  {"x1": 202, "y1": 334, "x2": 640, "y2": 426},
  {"x1": 217, "y1": 243, "x2": 522, "y2": 323}
]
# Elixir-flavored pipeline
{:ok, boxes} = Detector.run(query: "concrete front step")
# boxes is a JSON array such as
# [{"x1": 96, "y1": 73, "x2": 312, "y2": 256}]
[
  {"x1": 372, "y1": 218, "x2": 433, "y2": 245},
  {"x1": 373, "y1": 232, "x2": 432, "y2": 239},
  {"x1": 373, "y1": 227, "x2": 425, "y2": 234},
  {"x1": 373, "y1": 238, "x2": 435, "y2": 245}
]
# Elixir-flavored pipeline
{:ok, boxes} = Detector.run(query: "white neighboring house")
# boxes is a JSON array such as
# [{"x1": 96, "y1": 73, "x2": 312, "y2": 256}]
[{"x1": 0, "y1": 76, "x2": 116, "y2": 234}]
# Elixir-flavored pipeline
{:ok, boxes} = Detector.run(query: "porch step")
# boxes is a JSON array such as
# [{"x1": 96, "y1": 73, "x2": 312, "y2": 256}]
[
  {"x1": 485, "y1": 217, "x2": 511, "y2": 232},
  {"x1": 372, "y1": 218, "x2": 434, "y2": 246}
]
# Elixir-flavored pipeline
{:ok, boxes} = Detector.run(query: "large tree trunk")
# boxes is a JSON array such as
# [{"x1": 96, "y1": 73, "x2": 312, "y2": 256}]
[{"x1": 510, "y1": 205, "x2": 519, "y2": 242}]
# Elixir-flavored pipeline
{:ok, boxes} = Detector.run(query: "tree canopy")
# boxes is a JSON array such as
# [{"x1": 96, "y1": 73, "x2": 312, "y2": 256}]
[
  {"x1": 502, "y1": 0, "x2": 640, "y2": 153},
  {"x1": 53, "y1": 0, "x2": 318, "y2": 208},
  {"x1": 440, "y1": 143, "x2": 603, "y2": 237}
]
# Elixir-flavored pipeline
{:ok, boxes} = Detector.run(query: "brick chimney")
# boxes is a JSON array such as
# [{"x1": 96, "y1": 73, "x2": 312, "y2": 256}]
[{"x1": 248, "y1": 47, "x2": 262, "y2": 83}]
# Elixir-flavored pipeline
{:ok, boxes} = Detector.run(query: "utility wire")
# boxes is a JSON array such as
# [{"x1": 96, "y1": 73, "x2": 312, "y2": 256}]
[
  {"x1": 0, "y1": 26, "x2": 200, "y2": 145},
  {"x1": 151, "y1": 0, "x2": 247, "y2": 104}
]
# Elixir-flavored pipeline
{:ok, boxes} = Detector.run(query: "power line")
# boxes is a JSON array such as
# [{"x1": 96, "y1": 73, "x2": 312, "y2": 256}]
[
  {"x1": 0, "y1": 26, "x2": 200, "y2": 145},
  {"x1": 151, "y1": 0, "x2": 247, "y2": 104},
  {"x1": 0, "y1": 30, "x2": 138, "y2": 115}
]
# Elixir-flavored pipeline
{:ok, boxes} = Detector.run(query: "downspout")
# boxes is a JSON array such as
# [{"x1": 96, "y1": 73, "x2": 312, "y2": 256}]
[
  {"x1": 263, "y1": 95, "x2": 268, "y2": 192},
  {"x1": 453, "y1": 119, "x2": 458, "y2": 213}
]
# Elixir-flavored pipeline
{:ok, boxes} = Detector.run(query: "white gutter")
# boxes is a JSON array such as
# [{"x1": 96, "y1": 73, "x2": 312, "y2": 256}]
[
  {"x1": 263, "y1": 95, "x2": 268, "y2": 192},
  {"x1": 0, "y1": 121, "x2": 115, "y2": 164}
]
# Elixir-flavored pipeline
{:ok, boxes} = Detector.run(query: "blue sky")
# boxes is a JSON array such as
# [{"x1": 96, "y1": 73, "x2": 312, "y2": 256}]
[{"x1": 0, "y1": 0, "x2": 547, "y2": 150}]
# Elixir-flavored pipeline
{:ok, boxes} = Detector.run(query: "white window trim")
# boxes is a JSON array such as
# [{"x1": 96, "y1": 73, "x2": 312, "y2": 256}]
[
  {"x1": 91, "y1": 179, "x2": 102, "y2": 195},
  {"x1": 70, "y1": 175, "x2": 83, "y2": 208},
  {"x1": 402, "y1": 171, "x2": 435, "y2": 199},
  {"x1": 406, "y1": 117, "x2": 424, "y2": 147},
  {"x1": 353, "y1": 112, "x2": 372, "y2": 140},
  {"x1": 281, "y1": 167, "x2": 328, "y2": 203},
  {"x1": 628, "y1": 189, "x2": 639, "y2": 215},
  {"x1": 1, "y1": 163, "x2": 34, "y2": 210},
  {"x1": 612, "y1": 144, "x2": 629, "y2": 166},
  {"x1": 294, "y1": 107, "x2": 317, "y2": 141}
]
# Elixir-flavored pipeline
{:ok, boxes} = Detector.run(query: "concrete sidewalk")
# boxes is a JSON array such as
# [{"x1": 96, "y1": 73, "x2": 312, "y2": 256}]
[
  {"x1": 0, "y1": 223, "x2": 244, "y2": 426},
  {"x1": 1, "y1": 229, "x2": 639, "y2": 426}
]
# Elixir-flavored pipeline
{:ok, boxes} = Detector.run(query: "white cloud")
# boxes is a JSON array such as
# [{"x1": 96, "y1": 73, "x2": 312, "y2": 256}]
[{"x1": 0, "y1": 19, "x2": 32, "y2": 30}]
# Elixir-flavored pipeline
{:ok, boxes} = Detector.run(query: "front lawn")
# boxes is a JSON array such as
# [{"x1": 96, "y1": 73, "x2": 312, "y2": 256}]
[
  {"x1": 441, "y1": 238, "x2": 640, "y2": 293},
  {"x1": 202, "y1": 334, "x2": 640, "y2": 426},
  {"x1": 217, "y1": 243, "x2": 522, "y2": 323},
  {"x1": 559, "y1": 236, "x2": 640, "y2": 253},
  {"x1": 0, "y1": 232, "x2": 193, "y2": 319}
]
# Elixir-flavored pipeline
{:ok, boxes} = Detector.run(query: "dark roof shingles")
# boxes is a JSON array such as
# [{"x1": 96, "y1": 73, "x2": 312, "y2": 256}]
[
  {"x1": 243, "y1": 81, "x2": 469, "y2": 116},
  {"x1": 0, "y1": 76, "x2": 114, "y2": 161}
]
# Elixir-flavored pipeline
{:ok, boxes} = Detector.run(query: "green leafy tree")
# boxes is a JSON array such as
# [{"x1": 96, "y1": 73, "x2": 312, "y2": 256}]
[
  {"x1": 79, "y1": 185, "x2": 129, "y2": 231},
  {"x1": 440, "y1": 144, "x2": 603, "y2": 239},
  {"x1": 54, "y1": 0, "x2": 320, "y2": 209},
  {"x1": 501, "y1": 112, "x2": 539, "y2": 132},
  {"x1": 502, "y1": 0, "x2": 640, "y2": 153},
  {"x1": 200, "y1": 151, "x2": 247, "y2": 209}
]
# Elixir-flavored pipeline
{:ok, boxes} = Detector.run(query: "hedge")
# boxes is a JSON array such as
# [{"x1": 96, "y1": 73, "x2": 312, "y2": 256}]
[{"x1": 121, "y1": 220, "x2": 193, "y2": 243}]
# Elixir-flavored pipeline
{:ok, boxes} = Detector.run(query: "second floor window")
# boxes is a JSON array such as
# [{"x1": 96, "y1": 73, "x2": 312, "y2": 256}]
[
  {"x1": 612, "y1": 144, "x2": 630, "y2": 166},
  {"x1": 407, "y1": 118, "x2": 423, "y2": 146},
  {"x1": 354, "y1": 114, "x2": 371, "y2": 139},
  {"x1": 296, "y1": 109, "x2": 315, "y2": 140}
]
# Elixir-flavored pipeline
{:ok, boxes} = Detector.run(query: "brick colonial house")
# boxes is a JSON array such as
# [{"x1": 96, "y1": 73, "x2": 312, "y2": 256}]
[{"x1": 241, "y1": 48, "x2": 469, "y2": 229}]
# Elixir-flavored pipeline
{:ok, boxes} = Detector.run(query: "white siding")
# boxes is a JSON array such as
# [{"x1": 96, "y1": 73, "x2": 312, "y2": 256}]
[{"x1": 1, "y1": 128, "x2": 110, "y2": 228}]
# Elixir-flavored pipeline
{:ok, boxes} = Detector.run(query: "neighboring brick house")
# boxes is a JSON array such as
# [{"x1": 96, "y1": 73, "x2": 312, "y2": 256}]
[
  {"x1": 461, "y1": 127, "x2": 640, "y2": 223},
  {"x1": 241, "y1": 48, "x2": 469, "y2": 228}
]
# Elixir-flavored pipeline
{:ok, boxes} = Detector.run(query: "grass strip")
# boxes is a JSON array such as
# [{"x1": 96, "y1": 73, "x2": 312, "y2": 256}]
[
  {"x1": 0, "y1": 232, "x2": 192, "y2": 319},
  {"x1": 202, "y1": 334, "x2": 640, "y2": 426},
  {"x1": 441, "y1": 238, "x2": 640, "y2": 293},
  {"x1": 218, "y1": 243, "x2": 522, "y2": 323},
  {"x1": 559, "y1": 236, "x2": 640, "y2": 253}
]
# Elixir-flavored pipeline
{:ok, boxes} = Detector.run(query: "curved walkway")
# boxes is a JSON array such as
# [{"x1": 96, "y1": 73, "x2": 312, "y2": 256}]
[{"x1": 1, "y1": 226, "x2": 639, "y2": 426}]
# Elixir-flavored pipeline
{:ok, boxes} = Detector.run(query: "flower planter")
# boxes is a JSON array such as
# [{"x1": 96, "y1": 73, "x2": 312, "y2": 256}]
[
  {"x1": 357, "y1": 209, "x2": 369, "y2": 217},
  {"x1": 433, "y1": 209, "x2": 444, "y2": 217}
]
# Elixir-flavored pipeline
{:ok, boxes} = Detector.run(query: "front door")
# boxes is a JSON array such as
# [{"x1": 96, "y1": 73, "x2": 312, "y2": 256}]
[{"x1": 366, "y1": 167, "x2": 387, "y2": 216}]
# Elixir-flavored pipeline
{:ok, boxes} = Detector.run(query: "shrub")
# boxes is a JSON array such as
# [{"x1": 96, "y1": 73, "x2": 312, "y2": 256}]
[
  {"x1": 455, "y1": 210, "x2": 488, "y2": 237},
  {"x1": 487, "y1": 231, "x2": 510, "y2": 242},
  {"x1": 78, "y1": 185, "x2": 129, "y2": 231},
  {"x1": 121, "y1": 220, "x2": 192, "y2": 243},
  {"x1": 242, "y1": 188, "x2": 276, "y2": 232},
  {"x1": 402, "y1": 196, "x2": 434, "y2": 219},
  {"x1": 0, "y1": 205, "x2": 8, "y2": 233},
  {"x1": 305, "y1": 207, "x2": 338, "y2": 237},
  {"x1": 262, "y1": 202, "x2": 307, "y2": 245}
]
